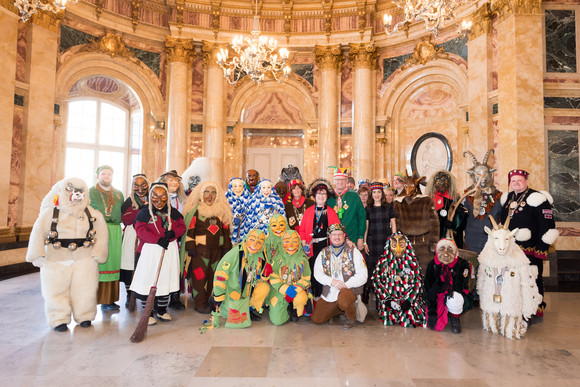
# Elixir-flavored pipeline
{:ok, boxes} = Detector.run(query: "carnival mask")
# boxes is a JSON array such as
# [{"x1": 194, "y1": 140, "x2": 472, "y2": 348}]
[
  {"x1": 246, "y1": 170, "x2": 259, "y2": 187},
  {"x1": 390, "y1": 234, "x2": 407, "y2": 258},
  {"x1": 434, "y1": 174, "x2": 449, "y2": 194},
  {"x1": 166, "y1": 176, "x2": 180, "y2": 194},
  {"x1": 245, "y1": 229, "x2": 266, "y2": 255},
  {"x1": 261, "y1": 181, "x2": 273, "y2": 197},
  {"x1": 231, "y1": 178, "x2": 245, "y2": 196},
  {"x1": 133, "y1": 177, "x2": 149, "y2": 198},
  {"x1": 151, "y1": 186, "x2": 168, "y2": 210},
  {"x1": 436, "y1": 239, "x2": 457, "y2": 265},
  {"x1": 282, "y1": 231, "x2": 301, "y2": 255},
  {"x1": 203, "y1": 186, "x2": 217, "y2": 206},
  {"x1": 269, "y1": 214, "x2": 287, "y2": 237},
  {"x1": 65, "y1": 183, "x2": 85, "y2": 202}
]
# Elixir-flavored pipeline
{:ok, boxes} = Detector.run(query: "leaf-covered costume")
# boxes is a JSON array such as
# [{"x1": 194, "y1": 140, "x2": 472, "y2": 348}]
[
  {"x1": 263, "y1": 213, "x2": 288, "y2": 264},
  {"x1": 226, "y1": 178, "x2": 251, "y2": 244},
  {"x1": 240, "y1": 181, "x2": 285, "y2": 238},
  {"x1": 212, "y1": 230, "x2": 271, "y2": 328},
  {"x1": 372, "y1": 232, "x2": 426, "y2": 327},
  {"x1": 267, "y1": 230, "x2": 311, "y2": 325}
]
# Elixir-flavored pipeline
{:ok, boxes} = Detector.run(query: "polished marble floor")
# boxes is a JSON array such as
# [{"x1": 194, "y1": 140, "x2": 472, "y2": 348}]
[{"x1": 1, "y1": 273, "x2": 579, "y2": 386}]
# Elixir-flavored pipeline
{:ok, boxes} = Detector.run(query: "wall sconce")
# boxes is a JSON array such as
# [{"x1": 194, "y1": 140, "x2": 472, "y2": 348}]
[
  {"x1": 376, "y1": 125, "x2": 387, "y2": 144},
  {"x1": 152, "y1": 120, "x2": 165, "y2": 140},
  {"x1": 225, "y1": 137, "x2": 236, "y2": 145},
  {"x1": 309, "y1": 139, "x2": 318, "y2": 147}
]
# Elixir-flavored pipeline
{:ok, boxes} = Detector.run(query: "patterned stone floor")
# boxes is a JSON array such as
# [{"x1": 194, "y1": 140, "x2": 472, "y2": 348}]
[{"x1": 1, "y1": 273, "x2": 579, "y2": 386}]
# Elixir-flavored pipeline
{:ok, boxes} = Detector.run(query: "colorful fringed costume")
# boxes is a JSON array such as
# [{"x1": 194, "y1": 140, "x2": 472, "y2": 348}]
[
  {"x1": 372, "y1": 232, "x2": 426, "y2": 327},
  {"x1": 240, "y1": 179, "x2": 285, "y2": 238},
  {"x1": 226, "y1": 177, "x2": 251, "y2": 244}
]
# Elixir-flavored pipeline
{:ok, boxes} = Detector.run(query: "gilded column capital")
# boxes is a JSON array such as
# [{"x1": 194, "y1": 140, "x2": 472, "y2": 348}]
[
  {"x1": 202, "y1": 40, "x2": 227, "y2": 68},
  {"x1": 490, "y1": 0, "x2": 542, "y2": 23},
  {"x1": 165, "y1": 36, "x2": 194, "y2": 64},
  {"x1": 31, "y1": 9, "x2": 63, "y2": 34},
  {"x1": 349, "y1": 42, "x2": 377, "y2": 70},
  {"x1": 468, "y1": 4, "x2": 492, "y2": 41},
  {"x1": 315, "y1": 45, "x2": 344, "y2": 71}
]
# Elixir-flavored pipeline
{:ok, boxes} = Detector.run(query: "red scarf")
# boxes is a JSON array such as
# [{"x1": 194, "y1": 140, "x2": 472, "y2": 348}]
[{"x1": 434, "y1": 191, "x2": 452, "y2": 211}]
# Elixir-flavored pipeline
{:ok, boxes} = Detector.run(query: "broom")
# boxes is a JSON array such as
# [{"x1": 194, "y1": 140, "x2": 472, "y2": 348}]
[{"x1": 130, "y1": 247, "x2": 166, "y2": 343}]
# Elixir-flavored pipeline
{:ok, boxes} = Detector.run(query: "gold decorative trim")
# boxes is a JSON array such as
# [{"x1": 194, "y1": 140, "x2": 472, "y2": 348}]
[
  {"x1": 131, "y1": 0, "x2": 141, "y2": 32},
  {"x1": 282, "y1": 0, "x2": 294, "y2": 43},
  {"x1": 356, "y1": 0, "x2": 367, "y2": 40},
  {"x1": 401, "y1": 38, "x2": 448, "y2": 70},
  {"x1": 468, "y1": 4, "x2": 492, "y2": 41},
  {"x1": 165, "y1": 36, "x2": 195, "y2": 64},
  {"x1": 0, "y1": 0, "x2": 18, "y2": 15},
  {"x1": 349, "y1": 42, "x2": 377, "y2": 70},
  {"x1": 315, "y1": 44, "x2": 344, "y2": 71},
  {"x1": 176, "y1": 0, "x2": 184, "y2": 31},
  {"x1": 31, "y1": 9, "x2": 63, "y2": 34},
  {"x1": 210, "y1": 0, "x2": 222, "y2": 38},
  {"x1": 490, "y1": 0, "x2": 542, "y2": 23},
  {"x1": 201, "y1": 40, "x2": 226, "y2": 68},
  {"x1": 322, "y1": 0, "x2": 334, "y2": 39},
  {"x1": 95, "y1": 0, "x2": 103, "y2": 20},
  {"x1": 82, "y1": 32, "x2": 135, "y2": 58}
]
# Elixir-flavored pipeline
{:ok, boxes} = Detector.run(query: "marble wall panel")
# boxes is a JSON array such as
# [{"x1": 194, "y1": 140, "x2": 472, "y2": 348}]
[
  {"x1": 128, "y1": 47, "x2": 161, "y2": 77},
  {"x1": 332, "y1": 15, "x2": 358, "y2": 31},
  {"x1": 191, "y1": 56, "x2": 204, "y2": 115},
  {"x1": 138, "y1": 7, "x2": 170, "y2": 27},
  {"x1": 187, "y1": 135, "x2": 203, "y2": 164},
  {"x1": 492, "y1": 117, "x2": 499, "y2": 188},
  {"x1": 292, "y1": 64, "x2": 313, "y2": 86},
  {"x1": 59, "y1": 25, "x2": 95, "y2": 52},
  {"x1": 8, "y1": 109, "x2": 23, "y2": 228},
  {"x1": 341, "y1": 59, "x2": 352, "y2": 119},
  {"x1": 103, "y1": 0, "x2": 132, "y2": 18},
  {"x1": 545, "y1": 96, "x2": 580, "y2": 109},
  {"x1": 291, "y1": 18, "x2": 326, "y2": 33},
  {"x1": 545, "y1": 115, "x2": 580, "y2": 125},
  {"x1": 382, "y1": 54, "x2": 410, "y2": 83},
  {"x1": 545, "y1": 10, "x2": 576, "y2": 73},
  {"x1": 16, "y1": 24, "x2": 28, "y2": 83},
  {"x1": 159, "y1": 51, "x2": 167, "y2": 100},
  {"x1": 183, "y1": 11, "x2": 200, "y2": 26},
  {"x1": 243, "y1": 92, "x2": 303, "y2": 125},
  {"x1": 491, "y1": 23, "x2": 498, "y2": 90},
  {"x1": 548, "y1": 130, "x2": 580, "y2": 222},
  {"x1": 340, "y1": 137, "x2": 353, "y2": 168},
  {"x1": 436, "y1": 37, "x2": 468, "y2": 62}
]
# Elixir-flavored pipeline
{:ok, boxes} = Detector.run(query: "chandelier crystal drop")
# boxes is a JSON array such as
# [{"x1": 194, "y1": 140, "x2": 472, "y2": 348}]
[
  {"x1": 383, "y1": 0, "x2": 477, "y2": 37},
  {"x1": 216, "y1": 0, "x2": 291, "y2": 86},
  {"x1": 14, "y1": 0, "x2": 76, "y2": 22}
]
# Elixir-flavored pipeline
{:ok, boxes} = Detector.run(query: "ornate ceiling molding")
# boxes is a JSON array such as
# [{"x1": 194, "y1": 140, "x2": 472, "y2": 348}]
[
  {"x1": 31, "y1": 8, "x2": 64, "y2": 34},
  {"x1": 82, "y1": 32, "x2": 136, "y2": 58},
  {"x1": 315, "y1": 44, "x2": 344, "y2": 71},
  {"x1": 490, "y1": 0, "x2": 542, "y2": 24},
  {"x1": 468, "y1": 3, "x2": 492, "y2": 41},
  {"x1": 401, "y1": 38, "x2": 448, "y2": 70}
]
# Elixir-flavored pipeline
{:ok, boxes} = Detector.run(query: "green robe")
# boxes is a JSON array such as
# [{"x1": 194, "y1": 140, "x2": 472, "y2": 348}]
[
  {"x1": 326, "y1": 189, "x2": 367, "y2": 242},
  {"x1": 90, "y1": 186, "x2": 124, "y2": 282}
]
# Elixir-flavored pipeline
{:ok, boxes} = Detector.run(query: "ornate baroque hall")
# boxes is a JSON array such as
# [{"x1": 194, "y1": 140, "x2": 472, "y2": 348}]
[{"x1": 1, "y1": 0, "x2": 580, "y2": 385}]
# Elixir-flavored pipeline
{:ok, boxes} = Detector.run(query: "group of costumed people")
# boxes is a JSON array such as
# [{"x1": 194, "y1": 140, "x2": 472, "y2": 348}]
[{"x1": 27, "y1": 150, "x2": 559, "y2": 340}]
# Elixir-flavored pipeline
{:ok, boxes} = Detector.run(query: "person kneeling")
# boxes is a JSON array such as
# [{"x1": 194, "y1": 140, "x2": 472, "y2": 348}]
[
  {"x1": 311, "y1": 223, "x2": 367, "y2": 329},
  {"x1": 425, "y1": 238, "x2": 473, "y2": 334}
]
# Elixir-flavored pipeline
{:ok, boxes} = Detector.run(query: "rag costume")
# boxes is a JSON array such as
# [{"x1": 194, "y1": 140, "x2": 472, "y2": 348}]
[
  {"x1": 240, "y1": 179, "x2": 285, "y2": 238},
  {"x1": 211, "y1": 229, "x2": 272, "y2": 328},
  {"x1": 89, "y1": 166, "x2": 124, "y2": 306},
  {"x1": 476, "y1": 218, "x2": 542, "y2": 339},
  {"x1": 500, "y1": 169, "x2": 559, "y2": 317},
  {"x1": 372, "y1": 232, "x2": 426, "y2": 327},
  {"x1": 180, "y1": 181, "x2": 233, "y2": 311},
  {"x1": 226, "y1": 177, "x2": 251, "y2": 244},
  {"x1": 311, "y1": 233, "x2": 368, "y2": 325},
  {"x1": 120, "y1": 174, "x2": 149, "y2": 297},
  {"x1": 267, "y1": 230, "x2": 311, "y2": 325},
  {"x1": 425, "y1": 239, "x2": 473, "y2": 332},
  {"x1": 284, "y1": 179, "x2": 314, "y2": 230},
  {"x1": 27, "y1": 177, "x2": 108, "y2": 330},
  {"x1": 130, "y1": 187, "x2": 186, "y2": 319}
]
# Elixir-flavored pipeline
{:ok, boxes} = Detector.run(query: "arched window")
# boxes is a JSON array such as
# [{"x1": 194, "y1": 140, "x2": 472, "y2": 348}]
[{"x1": 64, "y1": 97, "x2": 141, "y2": 193}]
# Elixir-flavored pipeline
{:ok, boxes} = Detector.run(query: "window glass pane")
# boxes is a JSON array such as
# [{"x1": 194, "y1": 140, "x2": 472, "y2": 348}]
[
  {"x1": 64, "y1": 147, "x2": 95, "y2": 187},
  {"x1": 130, "y1": 110, "x2": 143, "y2": 150},
  {"x1": 130, "y1": 154, "x2": 142, "y2": 177},
  {"x1": 98, "y1": 150, "x2": 126, "y2": 192},
  {"x1": 100, "y1": 102, "x2": 126, "y2": 147},
  {"x1": 67, "y1": 100, "x2": 96, "y2": 144}
]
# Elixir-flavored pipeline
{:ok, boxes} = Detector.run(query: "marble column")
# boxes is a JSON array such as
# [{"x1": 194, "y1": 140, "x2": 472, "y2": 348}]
[
  {"x1": 495, "y1": 2, "x2": 545, "y2": 190},
  {"x1": 467, "y1": 5, "x2": 493, "y2": 183},
  {"x1": 19, "y1": 11, "x2": 61, "y2": 227},
  {"x1": 164, "y1": 36, "x2": 194, "y2": 174},
  {"x1": 202, "y1": 41, "x2": 226, "y2": 186},
  {"x1": 0, "y1": 6, "x2": 18, "y2": 227},
  {"x1": 315, "y1": 45, "x2": 344, "y2": 181},
  {"x1": 349, "y1": 42, "x2": 377, "y2": 181}
]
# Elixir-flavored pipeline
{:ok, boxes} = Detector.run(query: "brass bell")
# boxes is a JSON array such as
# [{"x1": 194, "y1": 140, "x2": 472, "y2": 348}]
[
  {"x1": 89, "y1": 230, "x2": 96, "y2": 237},
  {"x1": 53, "y1": 241, "x2": 62, "y2": 249},
  {"x1": 83, "y1": 240, "x2": 91, "y2": 248},
  {"x1": 493, "y1": 294, "x2": 502, "y2": 303},
  {"x1": 68, "y1": 243, "x2": 78, "y2": 251},
  {"x1": 52, "y1": 218, "x2": 58, "y2": 223},
  {"x1": 91, "y1": 238, "x2": 97, "y2": 245},
  {"x1": 44, "y1": 238, "x2": 51, "y2": 246}
]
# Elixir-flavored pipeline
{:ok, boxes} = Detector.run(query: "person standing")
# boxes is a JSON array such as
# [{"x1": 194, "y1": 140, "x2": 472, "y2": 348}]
[
  {"x1": 326, "y1": 167, "x2": 366, "y2": 251},
  {"x1": 284, "y1": 179, "x2": 314, "y2": 231},
  {"x1": 90, "y1": 165, "x2": 124, "y2": 311},
  {"x1": 500, "y1": 169, "x2": 559, "y2": 324}
]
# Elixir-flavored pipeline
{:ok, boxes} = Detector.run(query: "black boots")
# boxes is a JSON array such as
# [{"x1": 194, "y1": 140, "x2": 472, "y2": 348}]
[
  {"x1": 169, "y1": 292, "x2": 185, "y2": 310},
  {"x1": 449, "y1": 315, "x2": 461, "y2": 334},
  {"x1": 362, "y1": 285, "x2": 370, "y2": 305}
]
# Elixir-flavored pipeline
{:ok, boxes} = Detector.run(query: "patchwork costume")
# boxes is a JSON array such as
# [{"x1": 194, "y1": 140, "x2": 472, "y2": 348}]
[
  {"x1": 27, "y1": 177, "x2": 108, "y2": 331},
  {"x1": 372, "y1": 232, "x2": 426, "y2": 327},
  {"x1": 267, "y1": 230, "x2": 311, "y2": 325}
]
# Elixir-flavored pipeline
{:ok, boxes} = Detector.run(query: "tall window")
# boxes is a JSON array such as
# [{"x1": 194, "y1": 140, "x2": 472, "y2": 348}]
[{"x1": 65, "y1": 98, "x2": 141, "y2": 193}]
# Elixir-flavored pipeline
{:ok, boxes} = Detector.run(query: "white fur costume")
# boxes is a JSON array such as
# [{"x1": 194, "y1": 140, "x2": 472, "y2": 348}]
[
  {"x1": 27, "y1": 178, "x2": 108, "y2": 328},
  {"x1": 476, "y1": 224, "x2": 542, "y2": 339}
]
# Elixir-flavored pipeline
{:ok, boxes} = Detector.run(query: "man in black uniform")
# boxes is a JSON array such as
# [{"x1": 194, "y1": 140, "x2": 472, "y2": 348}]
[{"x1": 500, "y1": 169, "x2": 559, "y2": 324}]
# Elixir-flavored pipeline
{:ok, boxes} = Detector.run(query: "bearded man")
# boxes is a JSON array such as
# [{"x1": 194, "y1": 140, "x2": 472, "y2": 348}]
[
  {"x1": 89, "y1": 165, "x2": 124, "y2": 311},
  {"x1": 181, "y1": 181, "x2": 233, "y2": 314}
]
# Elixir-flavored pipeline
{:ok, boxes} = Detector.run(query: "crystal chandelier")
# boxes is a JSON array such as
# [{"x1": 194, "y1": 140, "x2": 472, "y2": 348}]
[
  {"x1": 216, "y1": 0, "x2": 291, "y2": 86},
  {"x1": 14, "y1": 0, "x2": 76, "y2": 22},
  {"x1": 383, "y1": 0, "x2": 476, "y2": 36}
]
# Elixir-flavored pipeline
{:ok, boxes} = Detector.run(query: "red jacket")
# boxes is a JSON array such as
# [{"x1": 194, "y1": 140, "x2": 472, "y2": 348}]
[{"x1": 297, "y1": 205, "x2": 340, "y2": 257}]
